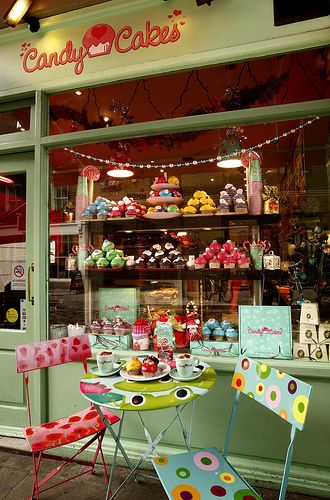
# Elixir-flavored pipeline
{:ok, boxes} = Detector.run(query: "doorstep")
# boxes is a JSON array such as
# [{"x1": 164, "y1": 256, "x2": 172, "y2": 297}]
[{"x1": 0, "y1": 435, "x2": 30, "y2": 453}]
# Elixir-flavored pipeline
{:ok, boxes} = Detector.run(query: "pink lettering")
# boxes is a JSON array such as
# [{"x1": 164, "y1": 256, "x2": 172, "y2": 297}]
[
  {"x1": 115, "y1": 26, "x2": 132, "y2": 53},
  {"x1": 23, "y1": 48, "x2": 38, "y2": 72}
]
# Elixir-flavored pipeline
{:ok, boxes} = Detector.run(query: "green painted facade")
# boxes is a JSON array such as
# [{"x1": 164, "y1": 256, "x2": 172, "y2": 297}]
[{"x1": 0, "y1": 0, "x2": 329, "y2": 496}]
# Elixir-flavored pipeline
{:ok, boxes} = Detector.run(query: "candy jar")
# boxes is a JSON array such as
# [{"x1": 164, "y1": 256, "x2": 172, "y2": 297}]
[{"x1": 243, "y1": 237, "x2": 271, "y2": 270}]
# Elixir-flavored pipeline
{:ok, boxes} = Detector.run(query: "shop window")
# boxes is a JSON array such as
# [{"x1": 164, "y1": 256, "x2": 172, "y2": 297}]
[
  {"x1": 48, "y1": 115, "x2": 330, "y2": 357},
  {"x1": 0, "y1": 107, "x2": 30, "y2": 135},
  {"x1": 49, "y1": 48, "x2": 329, "y2": 135}
]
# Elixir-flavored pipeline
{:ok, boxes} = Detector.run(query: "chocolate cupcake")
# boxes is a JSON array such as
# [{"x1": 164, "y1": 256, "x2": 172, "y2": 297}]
[
  {"x1": 135, "y1": 256, "x2": 145, "y2": 268},
  {"x1": 152, "y1": 244, "x2": 162, "y2": 252},
  {"x1": 160, "y1": 257, "x2": 172, "y2": 268},
  {"x1": 142, "y1": 250, "x2": 153, "y2": 259},
  {"x1": 172, "y1": 256, "x2": 186, "y2": 269},
  {"x1": 154, "y1": 250, "x2": 165, "y2": 261},
  {"x1": 147, "y1": 256, "x2": 158, "y2": 268},
  {"x1": 164, "y1": 242, "x2": 175, "y2": 253},
  {"x1": 168, "y1": 250, "x2": 180, "y2": 260}
]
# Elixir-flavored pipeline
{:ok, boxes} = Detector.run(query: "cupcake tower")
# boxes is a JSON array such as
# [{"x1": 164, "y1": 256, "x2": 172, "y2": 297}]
[
  {"x1": 194, "y1": 239, "x2": 250, "y2": 270},
  {"x1": 135, "y1": 242, "x2": 186, "y2": 269},
  {"x1": 217, "y1": 184, "x2": 248, "y2": 214},
  {"x1": 145, "y1": 174, "x2": 183, "y2": 218},
  {"x1": 181, "y1": 190, "x2": 216, "y2": 215}
]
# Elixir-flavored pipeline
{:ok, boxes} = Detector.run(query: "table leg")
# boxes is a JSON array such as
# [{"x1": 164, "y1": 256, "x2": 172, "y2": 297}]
[{"x1": 176, "y1": 399, "x2": 196, "y2": 451}]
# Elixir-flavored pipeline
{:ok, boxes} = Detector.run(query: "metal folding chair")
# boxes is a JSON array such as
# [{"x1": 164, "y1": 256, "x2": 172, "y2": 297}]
[
  {"x1": 153, "y1": 355, "x2": 312, "y2": 500},
  {"x1": 16, "y1": 334, "x2": 120, "y2": 499}
]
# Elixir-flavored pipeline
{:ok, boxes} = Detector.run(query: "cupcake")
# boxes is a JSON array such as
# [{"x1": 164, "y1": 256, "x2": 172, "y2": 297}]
[
  {"x1": 152, "y1": 244, "x2": 162, "y2": 252},
  {"x1": 154, "y1": 250, "x2": 165, "y2": 261},
  {"x1": 226, "y1": 328, "x2": 239, "y2": 342},
  {"x1": 200, "y1": 204, "x2": 216, "y2": 215},
  {"x1": 223, "y1": 256, "x2": 236, "y2": 269},
  {"x1": 84, "y1": 256, "x2": 96, "y2": 269},
  {"x1": 141, "y1": 355, "x2": 159, "y2": 378},
  {"x1": 213, "y1": 327, "x2": 225, "y2": 341},
  {"x1": 233, "y1": 188, "x2": 244, "y2": 203},
  {"x1": 225, "y1": 183, "x2": 237, "y2": 197},
  {"x1": 182, "y1": 205, "x2": 198, "y2": 215},
  {"x1": 168, "y1": 250, "x2": 181, "y2": 260},
  {"x1": 80, "y1": 211, "x2": 94, "y2": 220},
  {"x1": 193, "y1": 190, "x2": 207, "y2": 199},
  {"x1": 102, "y1": 239, "x2": 115, "y2": 253},
  {"x1": 209, "y1": 240, "x2": 222, "y2": 255},
  {"x1": 217, "y1": 199, "x2": 230, "y2": 214},
  {"x1": 160, "y1": 257, "x2": 172, "y2": 268},
  {"x1": 147, "y1": 256, "x2": 158, "y2": 268},
  {"x1": 97, "y1": 257, "x2": 110, "y2": 269},
  {"x1": 202, "y1": 325, "x2": 211, "y2": 340},
  {"x1": 204, "y1": 318, "x2": 220, "y2": 331},
  {"x1": 106, "y1": 249, "x2": 117, "y2": 262},
  {"x1": 135, "y1": 257, "x2": 145, "y2": 268},
  {"x1": 101, "y1": 319, "x2": 113, "y2": 335},
  {"x1": 234, "y1": 198, "x2": 248, "y2": 214},
  {"x1": 90, "y1": 320, "x2": 101, "y2": 334},
  {"x1": 126, "y1": 356, "x2": 142, "y2": 376},
  {"x1": 172, "y1": 256, "x2": 186, "y2": 269},
  {"x1": 187, "y1": 197, "x2": 200, "y2": 208},
  {"x1": 221, "y1": 320, "x2": 232, "y2": 331},
  {"x1": 97, "y1": 210, "x2": 108, "y2": 220},
  {"x1": 164, "y1": 243, "x2": 175, "y2": 253},
  {"x1": 168, "y1": 175, "x2": 180, "y2": 186},
  {"x1": 237, "y1": 256, "x2": 251, "y2": 269},
  {"x1": 195, "y1": 254, "x2": 207, "y2": 269},
  {"x1": 217, "y1": 249, "x2": 227, "y2": 265},
  {"x1": 167, "y1": 204, "x2": 180, "y2": 213},
  {"x1": 142, "y1": 250, "x2": 153, "y2": 259},
  {"x1": 219, "y1": 190, "x2": 232, "y2": 206},
  {"x1": 111, "y1": 256, "x2": 126, "y2": 269},
  {"x1": 209, "y1": 257, "x2": 220, "y2": 269},
  {"x1": 91, "y1": 249, "x2": 105, "y2": 261},
  {"x1": 112, "y1": 317, "x2": 131, "y2": 335}
]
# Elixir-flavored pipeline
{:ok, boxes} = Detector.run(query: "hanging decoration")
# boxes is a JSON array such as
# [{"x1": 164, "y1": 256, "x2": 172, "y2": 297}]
[{"x1": 63, "y1": 117, "x2": 319, "y2": 170}]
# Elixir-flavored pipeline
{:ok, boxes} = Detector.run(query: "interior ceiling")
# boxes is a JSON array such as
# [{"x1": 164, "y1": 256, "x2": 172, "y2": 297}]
[{"x1": 0, "y1": 0, "x2": 111, "y2": 30}]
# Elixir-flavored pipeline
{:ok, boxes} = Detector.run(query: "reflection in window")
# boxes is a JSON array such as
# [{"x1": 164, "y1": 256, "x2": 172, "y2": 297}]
[{"x1": 0, "y1": 108, "x2": 30, "y2": 135}]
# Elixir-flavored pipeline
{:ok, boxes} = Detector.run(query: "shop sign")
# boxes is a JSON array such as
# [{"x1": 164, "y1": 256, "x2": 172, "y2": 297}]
[
  {"x1": 11, "y1": 261, "x2": 26, "y2": 290},
  {"x1": 20, "y1": 9, "x2": 186, "y2": 76}
]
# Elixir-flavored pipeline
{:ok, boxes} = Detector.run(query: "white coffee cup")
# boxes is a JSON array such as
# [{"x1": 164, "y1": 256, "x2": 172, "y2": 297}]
[
  {"x1": 96, "y1": 351, "x2": 114, "y2": 373},
  {"x1": 174, "y1": 353, "x2": 199, "y2": 378}
]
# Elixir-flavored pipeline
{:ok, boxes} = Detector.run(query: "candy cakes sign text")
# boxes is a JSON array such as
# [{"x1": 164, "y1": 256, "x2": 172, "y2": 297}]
[{"x1": 19, "y1": 9, "x2": 186, "y2": 76}]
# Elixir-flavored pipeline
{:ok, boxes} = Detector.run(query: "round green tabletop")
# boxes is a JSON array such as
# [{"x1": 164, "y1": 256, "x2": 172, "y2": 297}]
[{"x1": 80, "y1": 359, "x2": 217, "y2": 411}]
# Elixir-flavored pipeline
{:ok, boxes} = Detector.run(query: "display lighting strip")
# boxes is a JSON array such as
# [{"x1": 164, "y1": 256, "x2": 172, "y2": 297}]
[{"x1": 63, "y1": 117, "x2": 319, "y2": 170}]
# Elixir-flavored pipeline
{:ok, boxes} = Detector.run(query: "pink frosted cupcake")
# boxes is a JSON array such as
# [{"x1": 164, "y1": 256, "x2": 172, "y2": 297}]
[{"x1": 195, "y1": 254, "x2": 207, "y2": 269}]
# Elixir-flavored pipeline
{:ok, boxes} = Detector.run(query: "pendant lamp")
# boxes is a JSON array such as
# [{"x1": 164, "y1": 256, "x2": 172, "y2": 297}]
[
  {"x1": 107, "y1": 143, "x2": 134, "y2": 178},
  {"x1": 217, "y1": 128, "x2": 244, "y2": 168}
]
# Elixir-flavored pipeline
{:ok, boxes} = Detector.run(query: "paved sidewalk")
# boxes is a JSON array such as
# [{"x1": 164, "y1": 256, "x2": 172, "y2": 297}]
[{"x1": 0, "y1": 439, "x2": 326, "y2": 500}]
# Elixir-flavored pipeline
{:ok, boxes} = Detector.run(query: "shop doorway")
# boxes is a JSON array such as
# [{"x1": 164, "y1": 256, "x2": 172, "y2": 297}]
[{"x1": 0, "y1": 153, "x2": 37, "y2": 429}]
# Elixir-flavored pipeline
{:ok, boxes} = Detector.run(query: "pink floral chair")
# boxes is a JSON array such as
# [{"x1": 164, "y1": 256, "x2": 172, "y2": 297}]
[{"x1": 16, "y1": 334, "x2": 120, "y2": 499}]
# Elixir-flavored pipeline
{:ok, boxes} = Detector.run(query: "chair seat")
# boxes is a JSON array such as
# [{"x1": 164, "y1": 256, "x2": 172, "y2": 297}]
[
  {"x1": 153, "y1": 447, "x2": 262, "y2": 500},
  {"x1": 23, "y1": 406, "x2": 120, "y2": 453}
]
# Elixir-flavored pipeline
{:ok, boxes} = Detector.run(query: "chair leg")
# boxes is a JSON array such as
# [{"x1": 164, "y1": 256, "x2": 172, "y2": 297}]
[
  {"x1": 30, "y1": 451, "x2": 42, "y2": 500},
  {"x1": 95, "y1": 429, "x2": 109, "y2": 483}
]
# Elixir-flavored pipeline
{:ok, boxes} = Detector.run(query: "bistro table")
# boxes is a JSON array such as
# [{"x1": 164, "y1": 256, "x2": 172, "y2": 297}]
[{"x1": 80, "y1": 359, "x2": 217, "y2": 499}]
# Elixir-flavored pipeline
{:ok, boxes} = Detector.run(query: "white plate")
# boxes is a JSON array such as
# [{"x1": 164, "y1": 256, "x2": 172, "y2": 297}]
[
  {"x1": 90, "y1": 360, "x2": 126, "y2": 377},
  {"x1": 143, "y1": 212, "x2": 182, "y2": 220},
  {"x1": 151, "y1": 183, "x2": 179, "y2": 191},
  {"x1": 146, "y1": 197, "x2": 184, "y2": 206},
  {"x1": 169, "y1": 367, "x2": 202, "y2": 382},
  {"x1": 120, "y1": 362, "x2": 171, "y2": 381}
]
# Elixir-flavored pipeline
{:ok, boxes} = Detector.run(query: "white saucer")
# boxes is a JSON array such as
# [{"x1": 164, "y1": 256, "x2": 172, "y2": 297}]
[
  {"x1": 169, "y1": 367, "x2": 202, "y2": 382},
  {"x1": 120, "y1": 362, "x2": 170, "y2": 381},
  {"x1": 90, "y1": 360, "x2": 126, "y2": 377}
]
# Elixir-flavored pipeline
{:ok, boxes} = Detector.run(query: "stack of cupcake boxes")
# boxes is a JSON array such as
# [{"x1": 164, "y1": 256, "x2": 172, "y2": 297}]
[
  {"x1": 190, "y1": 318, "x2": 239, "y2": 357},
  {"x1": 294, "y1": 303, "x2": 330, "y2": 362}
]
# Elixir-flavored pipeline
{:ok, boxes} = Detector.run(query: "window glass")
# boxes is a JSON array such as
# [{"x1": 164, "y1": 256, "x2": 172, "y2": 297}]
[{"x1": 0, "y1": 108, "x2": 30, "y2": 135}]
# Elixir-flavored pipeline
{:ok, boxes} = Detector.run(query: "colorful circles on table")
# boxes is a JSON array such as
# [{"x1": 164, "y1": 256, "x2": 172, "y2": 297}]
[
  {"x1": 193, "y1": 451, "x2": 219, "y2": 471},
  {"x1": 292, "y1": 395, "x2": 308, "y2": 424},
  {"x1": 232, "y1": 373, "x2": 246, "y2": 392},
  {"x1": 265, "y1": 384, "x2": 281, "y2": 408},
  {"x1": 172, "y1": 484, "x2": 201, "y2": 500},
  {"x1": 276, "y1": 370, "x2": 285, "y2": 378},
  {"x1": 256, "y1": 382, "x2": 264, "y2": 396},
  {"x1": 288, "y1": 379, "x2": 297, "y2": 395},
  {"x1": 176, "y1": 467, "x2": 191, "y2": 479},
  {"x1": 256, "y1": 363, "x2": 271, "y2": 379},
  {"x1": 154, "y1": 455, "x2": 168, "y2": 466},
  {"x1": 241, "y1": 358, "x2": 250, "y2": 370},
  {"x1": 234, "y1": 489, "x2": 260, "y2": 500},
  {"x1": 219, "y1": 472, "x2": 235, "y2": 483},
  {"x1": 210, "y1": 485, "x2": 227, "y2": 496},
  {"x1": 247, "y1": 392, "x2": 255, "y2": 399},
  {"x1": 279, "y1": 409, "x2": 288, "y2": 421}
]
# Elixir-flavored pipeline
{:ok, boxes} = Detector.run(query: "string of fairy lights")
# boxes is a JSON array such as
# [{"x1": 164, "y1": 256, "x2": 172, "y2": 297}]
[{"x1": 63, "y1": 117, "x2": 319, "y2": 170}]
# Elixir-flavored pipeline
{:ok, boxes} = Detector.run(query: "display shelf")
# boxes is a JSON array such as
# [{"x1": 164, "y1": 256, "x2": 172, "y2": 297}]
[
  {"x1": 84, "y1": 268, "x2": 287, "y2": 281},
  {"x1": 79, "y1": 213, "x2": 280, "y2": 232}
]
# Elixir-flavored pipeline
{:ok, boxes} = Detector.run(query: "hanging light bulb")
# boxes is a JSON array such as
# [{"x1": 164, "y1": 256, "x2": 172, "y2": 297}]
[
  {"x1": 106, "y1": 142, "x2": 134, "y2": 178},
  {"x1": 217, "y1": 128, "x2": 245, "y2": 168}
]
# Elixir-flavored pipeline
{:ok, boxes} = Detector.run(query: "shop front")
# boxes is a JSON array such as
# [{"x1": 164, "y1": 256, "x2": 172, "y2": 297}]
[{"x1": 0, "y1": 0, "x2": 329, "y2": 495}]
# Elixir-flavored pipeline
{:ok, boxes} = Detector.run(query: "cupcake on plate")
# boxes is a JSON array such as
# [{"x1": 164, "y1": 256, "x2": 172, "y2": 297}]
[
  {"x1": 126, "y1": 356, "x2": 142, "y2": 376},
  {"x1": 141, "y1": 355, "x2": 159, "y2": 378}
]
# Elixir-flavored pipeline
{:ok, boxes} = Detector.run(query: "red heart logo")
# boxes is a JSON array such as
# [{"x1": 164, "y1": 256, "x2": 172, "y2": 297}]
[
  {"x1": 173, "y1": 9, "x2": 182, "y2": 16},
  {"x1": 73, "y1": 338, "x2": 81, "y2": 346},
  {"x1": 180, "y1": 21, "x2": 185, "y2": 25},
  {"x1": 168, "y1": 15, "x2": 173, "y2": 18},
  {"x1": 61, "y1": 338, "x2": 68, "y2": 344},
  {"x1": 91, "y1": 24, "x2": 107, "y2": 40}
]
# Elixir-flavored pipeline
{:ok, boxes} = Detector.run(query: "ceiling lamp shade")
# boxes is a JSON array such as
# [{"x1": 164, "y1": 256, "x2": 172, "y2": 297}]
[
  {"x1": 3, "y1": 0, "x2": 31, "y2": 27},
  {"x1": 217, "y1": 128, "x2": 244, "y2": 168},
  {"x1": 107, "y1": 144, "x2": 134, "y2": 178}
]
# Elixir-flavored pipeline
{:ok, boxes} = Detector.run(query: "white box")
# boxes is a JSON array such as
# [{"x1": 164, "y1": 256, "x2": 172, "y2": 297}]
[
  {"x1": 300, "y1": 303, "x2": 320, "y2": 326},
  {"x1": 318, "y1": 323, "x2": 330, "y2": 344},
  {"x1": 263, "y1": 252, "x2": 281, "y2": 270},
  {"x1": 293, "y1": 343, "x2": 310, "y2": 360},
  {"x1": 299, "y1": 323, "x2": 318, "y2": 344},
  {"x1": 309, "y1": 344, "x2": 328, "y2": 362}
]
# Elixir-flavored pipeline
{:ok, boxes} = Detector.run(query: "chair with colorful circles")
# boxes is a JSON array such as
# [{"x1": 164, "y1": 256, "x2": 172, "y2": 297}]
[
  {"x1": 152, "y1": 355, "x2": 312, "y2": 500},
  {"x1": 16, "y1": 334, "x2": 120, "y2": 500}
]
